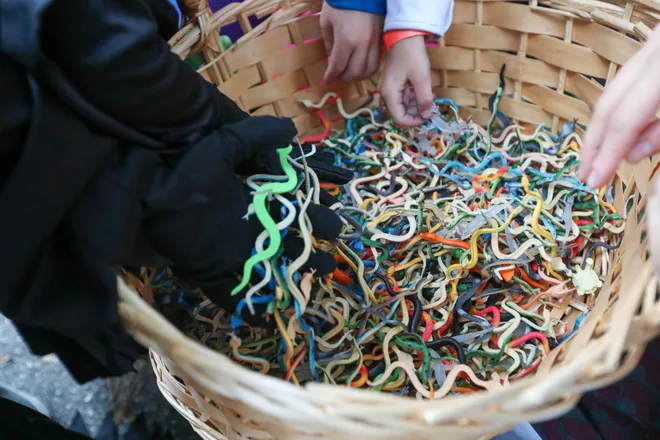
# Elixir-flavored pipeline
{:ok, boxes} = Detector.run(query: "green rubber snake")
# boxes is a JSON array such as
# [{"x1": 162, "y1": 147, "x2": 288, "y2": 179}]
[{"x1": 231, "y1": 145, "x2": 298, "y2": 296}]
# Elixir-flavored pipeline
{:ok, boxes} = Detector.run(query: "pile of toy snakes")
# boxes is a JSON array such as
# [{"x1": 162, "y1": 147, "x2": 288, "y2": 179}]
[{"x1": 152, "y1": 75, "x2": 625, "y2": 398}]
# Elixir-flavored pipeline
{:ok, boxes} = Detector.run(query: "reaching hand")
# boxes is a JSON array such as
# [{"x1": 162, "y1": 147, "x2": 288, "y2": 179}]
[
  {"x1": 143, "y1": 116, "x2": 345, "y2": 325},
  {"x1": 379, "y1": 36, "x2": 434, "y2": 127},
  {"x1": 320, "y1": 1, "x2": 384, "y2": 83},
  {"x1": 649, "y1": 177, "x2": 660, "y2": 281},
  {"x1": 579, "y1": 25, "x2": 660, "y2": 189}
]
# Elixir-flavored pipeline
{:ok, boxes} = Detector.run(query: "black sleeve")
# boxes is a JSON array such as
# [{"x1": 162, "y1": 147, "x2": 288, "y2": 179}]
[
  {"x1": 143, "y1": 0, "x2": 181, "y2": 40},
  {"x1": 38, "y1": 0, "x2": 246, "y2": 147}
]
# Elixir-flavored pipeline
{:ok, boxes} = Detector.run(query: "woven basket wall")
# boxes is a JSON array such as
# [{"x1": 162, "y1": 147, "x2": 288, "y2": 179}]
[{"x1": 117, "y1": 0, "x2": 660, "y2": 439}]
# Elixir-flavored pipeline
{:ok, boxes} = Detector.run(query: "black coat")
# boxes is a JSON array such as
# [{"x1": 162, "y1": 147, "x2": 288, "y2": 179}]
[{"x1": 0, "y1": 0, "x2": 248, "y2": 382}]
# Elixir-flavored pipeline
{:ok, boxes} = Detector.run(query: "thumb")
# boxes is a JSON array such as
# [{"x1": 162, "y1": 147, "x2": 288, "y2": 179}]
[
  {"x1": 410, "y1": 69, "x2": 434, "y2": 120},
  {"x1": 626, "y1": 119, "x2": 660, "y2": 163},
  {"x1": 648, "y1": 176, "x2": 660, "y2": 281},
  {"x1": 321, "y1": 13, "x2": 334, "y2": 61},
  {"x1": 222, "y1": 116, "x2": 297, "y2": 166}
]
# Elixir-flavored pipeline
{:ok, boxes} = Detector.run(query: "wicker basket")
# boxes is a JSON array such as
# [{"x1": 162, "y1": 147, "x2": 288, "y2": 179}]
[{"x1": 117, "y1": 0, "x2": 660, "y2": 438}]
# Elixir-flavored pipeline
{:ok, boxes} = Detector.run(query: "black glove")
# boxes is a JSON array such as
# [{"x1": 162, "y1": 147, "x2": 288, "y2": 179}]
[
  {"x1": 237, "y1": 142, "x2": 353, "y2": 185},
  {"x1": 235, "y1": 142, "x2": 352, "y2": 215},
  {"x1": 144, "y1": 116, "x2": 343, "y2": 325}
]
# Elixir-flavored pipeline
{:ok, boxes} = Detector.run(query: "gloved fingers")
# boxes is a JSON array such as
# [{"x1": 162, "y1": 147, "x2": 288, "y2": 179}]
[
  {"x1": 257, "y1": 142, "x2": 353, "y2": 185},
  {"x1": 239, "y1": 302, "x2": 276, "y2": 329},
  {"x1": 190, "y1": 275, "x2": 239, "y2": 312},
  {"x1": 290, "y1": 142, "x2": 316, "y2": 157},
  {"x1": 269, "y1": 189, "x2": 341, "y2": 223},
  {"x1": 234, "y1": 151, "x2": 270, "y2": 177},
  {"x1": 291, "y1": 144, "x2": 353, "y2": 185},
  {"x1": 282, "y1": 234, "x2": 337, "y2": 276},
  {"x1": 222, "y1": 116, "x2": 297, "y2": 167},
  {"x1": 272, "y1": 197, "x2": 342, "y2": 241},
  {"x1": 305, "y1": 156, "x2": 353, "y2": 185},
  {"x1": 290, "y1": 143, "x2": 334, "y2": 162},
  {"x1": 308, "y1": 150, "x2": 336, "y2": 164},
  {"x1": 202, "y1": 276, "x2": 276, "y2": 329},
  {"x1": 319, "y1": 188, "x2": 340, "y2": 207},
  {"x1": 303, "y1": 203, "x2": 342, "y2": 241}
]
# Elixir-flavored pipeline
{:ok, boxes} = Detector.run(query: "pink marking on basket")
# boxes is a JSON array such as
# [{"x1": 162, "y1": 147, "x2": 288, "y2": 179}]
[
  {"x1": 283, "y1": 37, "x2": 321, "y2": 51},
  {"x1": 297, "y1": 85, "x2": 311, "y2": 92},
  {"x1": 426, "y1": 42, "x2": 439, "y2": 47}
]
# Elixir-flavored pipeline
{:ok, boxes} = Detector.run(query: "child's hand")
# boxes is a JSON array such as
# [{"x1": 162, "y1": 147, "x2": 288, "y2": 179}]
[
  {"x1": 579, "y1": 25, "x2": 660, "y2": 189},
  {"x1": 379, "y1": 36, "x2": 434, "y2": 127},
  {"x1": 320, "y1": 2, "x2": 384, "y2": 83},
  {"x1": 649, "y1": 176, "x2": 660, "y2": 280}
]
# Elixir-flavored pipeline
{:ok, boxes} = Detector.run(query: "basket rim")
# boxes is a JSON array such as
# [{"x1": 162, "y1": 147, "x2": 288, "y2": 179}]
[{"x1": 117, "y1": 247, "x2": 653, "y2": 408}]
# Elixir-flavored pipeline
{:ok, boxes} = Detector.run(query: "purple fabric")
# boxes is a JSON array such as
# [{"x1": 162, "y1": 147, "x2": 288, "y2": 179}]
[
  {"x1": 208, "y1": 0, "x2": 229, "y2": 8},
  {"x1": 208, "y1": 0, "x2": 263, "y2": 42}
]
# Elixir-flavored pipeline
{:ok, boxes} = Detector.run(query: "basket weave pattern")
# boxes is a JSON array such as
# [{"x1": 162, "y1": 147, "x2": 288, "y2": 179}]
[{"x1": 117, "y1": 1, "x2": 660, "y2": 439}]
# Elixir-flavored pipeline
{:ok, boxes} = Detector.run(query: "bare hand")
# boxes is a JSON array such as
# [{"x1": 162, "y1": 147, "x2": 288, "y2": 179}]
[
  {"x1": 649, "y1": 176, "x2": 660, "y2": 280},
  {"x1": 579, "y1": 25, "x2": 660, "y2": 189},
  {"x1": 379, "y1": 36, "x2": 434, "y2": 127},
  {"x1": 320, "y1": 1, "x2": 384, "y2": 83}
]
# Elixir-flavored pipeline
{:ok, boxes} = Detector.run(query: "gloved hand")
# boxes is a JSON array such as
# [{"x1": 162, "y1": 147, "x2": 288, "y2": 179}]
[
  {"x1": 236, "y1": 141, "x2": 353, "y2": 186},
  {"x1": 144, "y1": 116, "x2": 345, "y2": 325}
]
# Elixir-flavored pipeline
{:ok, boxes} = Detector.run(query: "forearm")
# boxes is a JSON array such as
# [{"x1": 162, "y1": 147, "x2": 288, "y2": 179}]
[
  {"x1": 39, "y1": 0, "x2": 244, "y2": 146},
  {"x1": 385, "y1": 0, "x2": 454, "y2": 36}
]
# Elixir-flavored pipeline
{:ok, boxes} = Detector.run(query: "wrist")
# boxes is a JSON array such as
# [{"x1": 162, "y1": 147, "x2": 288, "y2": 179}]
[{"x1": 383, "y1": 30, "x2": 430, "y2": 51}]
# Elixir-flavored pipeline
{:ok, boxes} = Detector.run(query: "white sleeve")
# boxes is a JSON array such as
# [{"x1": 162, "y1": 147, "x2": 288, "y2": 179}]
[{"x1": 384, "y1": 0, "x2": 454, "y2": 36}]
